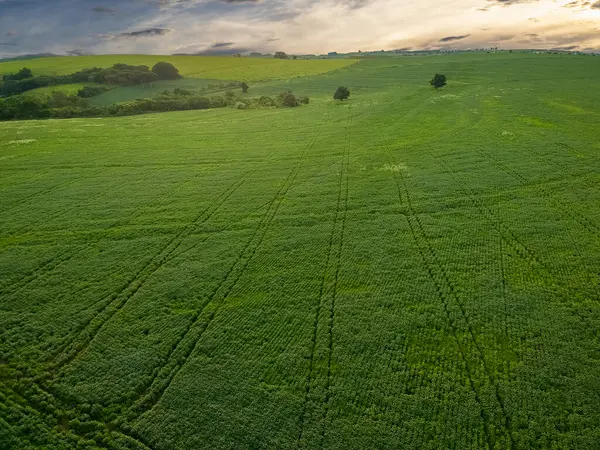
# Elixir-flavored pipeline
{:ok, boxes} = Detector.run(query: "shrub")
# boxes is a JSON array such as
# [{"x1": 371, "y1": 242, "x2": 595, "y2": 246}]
[
  {"x1": 2, "y1": 67, "x2": 33, "y2": 81},
  {"x1": 299, "y1": 96, "x2": 310, "y2": 105},
  {"x1": 185, "y1": 97, "x2": 211, "y2": 109},
  {"x1": 429, "y1": 73, "x2": 447, "y2": 89},
  {"x1": 77, "y1": 86, "x2": 110, "y2": 98},
  {"x1": 210, "y1": 96, "x2": 227, "y2": 108},
  {"x1": 334, "y1": 86, "x2": 350, "y2": 100},
  {"x1": 241, "y1": 82, "x2": 249, "y2": 93},
  {"x1": 151, "y1": 62, "x2": 182, "y2": 80},
  {"x1": 47, "y1": 92, "x2": 85, "y2": 109},
  {"x1": 259, "y1": 96, "x2": 275, "y2": 107},
  {"x1": 277, "y1": 91, "x2": 298, "y2": 107},
  {"x1": 0, "y1": 96, "x2": 51, "y2": 120},
  {"x1": 173, "y1": 88, "x2": 192, "y2": 96},
  {"x1": 236, "y1": 102, "x2": 247, "y2": 110}
]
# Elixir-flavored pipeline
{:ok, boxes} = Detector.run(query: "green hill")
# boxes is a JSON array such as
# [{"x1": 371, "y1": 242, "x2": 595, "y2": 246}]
[{"x1": 0, "y1": 55, "x2": 357, "y2": 82}]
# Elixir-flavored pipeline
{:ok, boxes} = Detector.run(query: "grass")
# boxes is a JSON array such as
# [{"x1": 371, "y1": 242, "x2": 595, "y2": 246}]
[
  {"x1": 21, "y1": 83, "x2": 91, "y2": 98},
  {"x1": 1, "y1": 52, "x2": 600, "y2": 449},
  {"x1": 0, "y1": 55, "x2": 357, "y2": 82}
]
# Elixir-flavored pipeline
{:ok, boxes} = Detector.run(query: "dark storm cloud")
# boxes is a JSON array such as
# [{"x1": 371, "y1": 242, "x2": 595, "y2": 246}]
[
  {"x1": 439, "y1": 34, "x2": 470, "y2": 42},
  {"x1": 211, "y1": 41, "x2": 233, "y2": 48},
  {"x1": 220, "y1": 0, "x2": 261, "y2": 3},
  {"x1": 92, "y1": 6, "x2": 116, "y2": 13},
  {"x1": 0, "y1": 42, "x2": 18, "y2": 46},
  {"x1": 6, "y1": 30, "x2": 17, "y2": 36},
  {"x1": 116, "y1": 28, "x2": 174, "y2": 39}
]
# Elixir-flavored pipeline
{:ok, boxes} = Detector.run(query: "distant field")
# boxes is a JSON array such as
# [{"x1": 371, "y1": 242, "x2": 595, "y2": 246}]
[
  {"x1": 1, "y1": 53, "x2": 600, "y2": 449},
  {"x1": 0, "y1": 55, "x2": 357, "y2": 82}
]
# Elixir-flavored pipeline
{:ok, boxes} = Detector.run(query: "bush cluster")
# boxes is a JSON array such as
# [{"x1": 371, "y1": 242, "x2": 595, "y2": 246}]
[
  {"x1": 0, "y1": 62, "x2": 182, "y2": 97},
  {"x1": 0, "y1": 86, "x2": 310, "y2": 121},
  {"x1": 77, "y1": 86, "x2": 111, "y2": 98}
]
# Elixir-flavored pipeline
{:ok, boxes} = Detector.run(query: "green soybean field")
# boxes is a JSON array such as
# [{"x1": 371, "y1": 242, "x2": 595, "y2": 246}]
[{"x1": 1, "y1": 53, "x2": 600, "y2": 449}]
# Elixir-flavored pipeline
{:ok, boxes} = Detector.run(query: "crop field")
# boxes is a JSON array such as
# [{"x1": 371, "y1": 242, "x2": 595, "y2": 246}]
[
  {"x1": 1, "y1": 53, "x2": 600, "y2": 449},
  {"x1": 0, "y1": 55, "x2": 356, "y2": 82}
]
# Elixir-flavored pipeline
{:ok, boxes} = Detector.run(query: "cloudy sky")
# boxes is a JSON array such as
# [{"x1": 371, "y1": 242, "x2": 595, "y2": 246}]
[{"x1": 0, "y1": 0, "x2": 599, "y2": 58}]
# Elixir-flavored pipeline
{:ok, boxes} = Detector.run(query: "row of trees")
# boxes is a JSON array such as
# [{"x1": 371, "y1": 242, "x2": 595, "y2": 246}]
[
  {"x1": 0, "y1": 89, "x2": 309, "y2": 121},
  {"x1": 0, "y1": 62, "x2": 182, "y2": 97}
]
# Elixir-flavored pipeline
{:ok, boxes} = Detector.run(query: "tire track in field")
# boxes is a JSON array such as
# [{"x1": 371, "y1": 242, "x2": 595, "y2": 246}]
[
  {"x1": 476, "y1": 147, "x2": 600, "y2": 242},
  {"x1": 16, "y1": 102, "x2": 332, "y2": 449},
  {"x1": 426, "y1": 149, "x2": 600, "y2": 350},
  {"x1": 51, "y1": 168, "x2": 256, "y2": 373},
  {"x1": 0, "y1": 120, "x2": 275, "y2": 311},
  {"x1": 428, "y1": 149, "x2": 596, "y2": 297},
  {"x1": 0, "y1": 176, "x2": 137, "y2": 295},
  {"x1": 405, "y1": 151, "x2": 520, "y2": 448},
  {"x1": 387, "y1": 163, "x2": 498, "y2": 450},
  {"x1": 41, "y1": 142, "x2": 277, "y2": 365},
  {"x1": 296, "y1": 107, "x2": 351, "y2": 448},
  {"x1": 0, "y1": 381, "x2": 155, "y2": 450},
  {"x1": 130, "y1": 102, "x2": 336, "y2": 422},
  {"x1": 367, "y1": 100, "x2": 507, "y2": 449},
  {"x1": 320, "y1": 109, "x2": 351, "y2": 444},
  {"x1": 0, "y1": 245, "x2": 85, "y2": 301},
  {"x1": 419, "y1": 145, "x2": 600, "y2": 446},
  {"x1": 0, "y1": 169, "x2": 216, "y2": 305},
  {"x1": 131, "y1": 135, "x2": 317, "y2": 419}
]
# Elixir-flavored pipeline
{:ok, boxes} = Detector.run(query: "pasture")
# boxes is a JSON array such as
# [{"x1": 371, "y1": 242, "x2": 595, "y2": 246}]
[
  {"x1": 0, "y1": 55, "x2": 356, "y2": 82},
  {"x1": 1, "y1": 53, "x2": 600, "y2": 449}
]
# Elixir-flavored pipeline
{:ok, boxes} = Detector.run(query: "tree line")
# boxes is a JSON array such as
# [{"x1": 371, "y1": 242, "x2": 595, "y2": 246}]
[
  {"x1": 0, "y1": 88, "x2": 309, "y2": 121},
  {"x1": 0, "y1": 62, "x2": 182, "y2": 97}
]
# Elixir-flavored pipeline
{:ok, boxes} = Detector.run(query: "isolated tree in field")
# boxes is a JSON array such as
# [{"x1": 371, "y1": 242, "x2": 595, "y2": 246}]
[
  {"x1": 274, "y1": 51, "x2": 288, "y2": 59},
  {"x1": 240, "y1": 82, "x2": 249, "y2": 93},
  {"x1": 151, "y1": 62, "x2": 182, "y2": 80},
  {"x1": 334, "y1": 86, "x2": 350, "y2": 100},
  {"x1": 429, "y1": 73, "x2": 447, "y2": 89}
]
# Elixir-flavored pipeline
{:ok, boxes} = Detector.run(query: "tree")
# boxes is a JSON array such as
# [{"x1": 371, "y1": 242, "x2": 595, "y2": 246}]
[
  {"x1": 151, "y1": 62, "x2": 182, "y2": 80},
  {"x1": 334, "y1": 86, "x2": 350, "y2": 100},
  {"x1": 2, "y1": 67, "x2": 33, "y2": 81},
  {"x1": 274, "y1": 51, "x2": 288, "y2": 59},
  {"x1": 240, "y1": 82, "x2": 249, "y2": 93},
  {"x1": 429, "y1": 73, "x2": 447, "y2": 89},
  {"x1": 277, "y1": 91, "x2": 298, "y2": 107}
]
